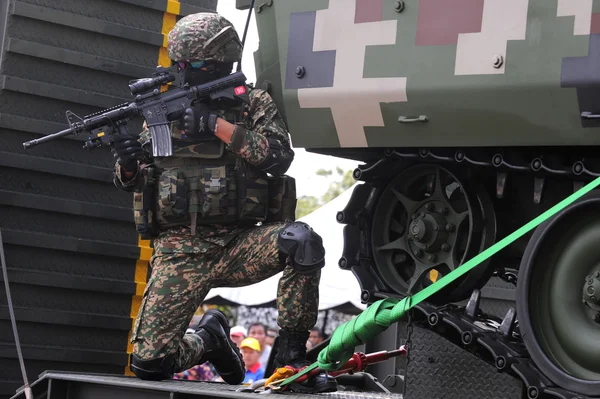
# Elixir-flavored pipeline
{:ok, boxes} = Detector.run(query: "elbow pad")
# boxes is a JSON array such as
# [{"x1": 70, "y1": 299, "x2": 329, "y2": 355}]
[{"x1": 256, "y1": 138, "x2": 293, "y2": 176}]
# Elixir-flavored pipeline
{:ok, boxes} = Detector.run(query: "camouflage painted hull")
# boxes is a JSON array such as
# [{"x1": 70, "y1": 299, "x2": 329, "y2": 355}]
[
  {"x1": 253, "y1": 0, "x2": 600, "y2": 149},
  {"x1": 249, "y1": 1, "x2": 600, "y2": 397}
]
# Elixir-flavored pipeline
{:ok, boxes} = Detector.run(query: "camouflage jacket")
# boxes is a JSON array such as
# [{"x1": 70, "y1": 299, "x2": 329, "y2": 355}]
[{"x1": 113, "y1": 88, "x2": 294, "y2": 254}]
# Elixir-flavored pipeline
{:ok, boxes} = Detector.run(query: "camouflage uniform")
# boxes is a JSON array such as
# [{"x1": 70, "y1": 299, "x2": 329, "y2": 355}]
[{"x1": 113, "y1": 13, "x2": 322, "y2": 376}]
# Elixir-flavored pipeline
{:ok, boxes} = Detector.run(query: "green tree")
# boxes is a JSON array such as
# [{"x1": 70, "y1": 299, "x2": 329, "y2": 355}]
[
  {"x1": 295, "y1": 167, "x2": 355, "y2": 219},
  {"x1": 321, "y1": 168, "x2": 355, "y2": 203},
  {"x1": 315, "y1": 169, "x2": 333, "y2": 177},
  {"x1": 296, "y1": 195, "x2": 321, "y2": 219}
]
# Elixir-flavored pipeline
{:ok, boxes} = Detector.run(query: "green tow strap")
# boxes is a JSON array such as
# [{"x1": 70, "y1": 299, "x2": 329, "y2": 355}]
[{"x1": 277, "y1": 175, "x2": 600, "y2": 389}]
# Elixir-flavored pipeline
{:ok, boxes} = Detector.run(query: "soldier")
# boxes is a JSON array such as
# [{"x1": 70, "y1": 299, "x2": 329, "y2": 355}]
[{"x1": 111, "y1": 12, "x2": 337, "y2": 393}]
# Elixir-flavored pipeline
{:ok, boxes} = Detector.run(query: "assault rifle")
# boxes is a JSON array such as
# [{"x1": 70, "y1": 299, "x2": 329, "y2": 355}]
[{"x1": 22, "y1": 66, "x2": 250, "y2": 157}]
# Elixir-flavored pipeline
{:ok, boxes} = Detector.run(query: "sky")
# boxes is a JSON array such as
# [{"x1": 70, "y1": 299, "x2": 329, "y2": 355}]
[{"x1": 216, "y1": 2, "x2": 361, "y2": 199}]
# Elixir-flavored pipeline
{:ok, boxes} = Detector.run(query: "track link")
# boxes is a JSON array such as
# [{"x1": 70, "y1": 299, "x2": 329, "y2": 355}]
[{"x1": 409, "y1": 289, "x2": 600, "y2": 399}]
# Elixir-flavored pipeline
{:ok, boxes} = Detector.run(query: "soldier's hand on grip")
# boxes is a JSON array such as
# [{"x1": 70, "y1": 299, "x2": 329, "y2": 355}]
[
  {"x1": 113, "y1": 133, "x2": 143, "y2": 172},
  {"x1": 182, "y1": 103, "x2": 218, "y2": 141}
]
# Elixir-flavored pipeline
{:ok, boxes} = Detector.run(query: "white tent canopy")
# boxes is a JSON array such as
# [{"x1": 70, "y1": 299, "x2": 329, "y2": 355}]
[{"x1": 203, "y1": 184, "x2": 366, "y2": 313}]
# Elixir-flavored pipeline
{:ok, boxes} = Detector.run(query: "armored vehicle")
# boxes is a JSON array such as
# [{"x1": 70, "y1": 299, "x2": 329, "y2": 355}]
[
  {"x1": 246, "y1": 0, "x2": 600, "y2": 397},
  {"x1": 0, "y1": 0, "x2": 598, "y2": 398}
]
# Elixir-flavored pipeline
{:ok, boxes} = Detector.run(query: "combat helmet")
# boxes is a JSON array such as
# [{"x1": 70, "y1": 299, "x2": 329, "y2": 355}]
[{"x1": 167, "y1": 12, "x2": 243, "y2": 64}]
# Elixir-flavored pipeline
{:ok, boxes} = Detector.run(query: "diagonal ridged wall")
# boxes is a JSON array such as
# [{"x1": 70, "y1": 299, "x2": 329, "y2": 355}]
[{"x1": 0, "y1": 0, "x2": 216, "y2": 396}]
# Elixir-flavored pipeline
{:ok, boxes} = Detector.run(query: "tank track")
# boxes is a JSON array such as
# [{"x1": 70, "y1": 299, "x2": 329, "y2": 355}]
[
  {"x1": 407, "y1": 287, "x2": 599, "y2": 399},
  {"x1": 348, "y1": 146, "x2": 597, "y2": 210},
  {"x1": 357, "y1": 147, "x2": 600, "y2": 181}
]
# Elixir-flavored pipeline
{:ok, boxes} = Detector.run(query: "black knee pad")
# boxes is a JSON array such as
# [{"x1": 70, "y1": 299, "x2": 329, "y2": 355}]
[
  {"x1": 130, "y1": 353, "x2": 176, "y2": 381},
  {"x1": 277, "y1": 221, "x2": 325, "y2": 273}
]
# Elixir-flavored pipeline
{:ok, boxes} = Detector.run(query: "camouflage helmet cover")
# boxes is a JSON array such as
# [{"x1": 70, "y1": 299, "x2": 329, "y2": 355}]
[{"x1": 167, "y1": 12, "x2": 243, "y2": 64}]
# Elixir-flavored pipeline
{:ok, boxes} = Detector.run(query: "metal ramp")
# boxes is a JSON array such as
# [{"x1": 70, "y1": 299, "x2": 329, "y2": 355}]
[{"x1": 10, "y1": 371, "x2": 404, "y2": 399}]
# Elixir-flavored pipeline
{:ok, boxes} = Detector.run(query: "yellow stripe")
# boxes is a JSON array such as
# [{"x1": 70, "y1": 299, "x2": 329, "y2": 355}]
[
  {"x1": 158, "y1": 47, "x2": 172, "y2": 68},
  {"x1": 161, "y1": 8, "x2": 178, "y2": 56},
  {"x1": 125, "y1": 1, "x2": 180, "y2": 376},
  {"x1": 161, "y1": 16, "x2": 177, "y2": 48},
  {"x1": 124, "y1": 240, "x2": 154, "y2": 376},
  {"x1": 166, "y1": 0, "x2": 181, "y2": 16},
  {"x1": 160, "y1": 11, "x2": 178, "y2": 92},
  {"x1": 139, "y1": 241, "x2": 153, "y2": 261}
]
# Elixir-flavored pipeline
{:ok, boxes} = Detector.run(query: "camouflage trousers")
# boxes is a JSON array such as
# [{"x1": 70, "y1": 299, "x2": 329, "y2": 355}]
[{"x1": 130, "y1": 222, "x2": 321, "y2": 372}]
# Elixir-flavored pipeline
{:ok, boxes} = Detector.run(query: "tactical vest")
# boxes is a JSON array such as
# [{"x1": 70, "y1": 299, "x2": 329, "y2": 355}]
[{"x1": 132, "y1": 105, "x2": 297, "y2": 239}]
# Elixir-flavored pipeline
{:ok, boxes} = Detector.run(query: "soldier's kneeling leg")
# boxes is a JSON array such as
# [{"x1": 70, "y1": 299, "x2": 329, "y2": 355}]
[
  {"x1": 276, "y1": 221, "x2": 325, "y2": 273},
  {"x1": 130, "y1": 352, "x2": 176, "y2": 381},
  {"x1": 275, "y1": 222, "x2": 337, "y2": 393}
]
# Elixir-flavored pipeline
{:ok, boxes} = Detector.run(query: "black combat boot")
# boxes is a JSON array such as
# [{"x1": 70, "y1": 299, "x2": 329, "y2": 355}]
[
  {"x1": 195, "y1": 309, "x2": 245, "y2": 385},
  {"x1": 274, "y1": 329, "x2": 338, "y2": 393}
]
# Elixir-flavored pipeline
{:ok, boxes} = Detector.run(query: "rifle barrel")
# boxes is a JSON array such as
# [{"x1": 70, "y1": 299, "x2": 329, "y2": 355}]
[{"x1": 22, "y1": 127, "x2": 75, "y2": 150}]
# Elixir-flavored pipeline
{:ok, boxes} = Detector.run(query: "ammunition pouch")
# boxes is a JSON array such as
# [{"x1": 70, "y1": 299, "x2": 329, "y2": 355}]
[
  {"x1": 266, "y1": 174, "x2": 297, "y2": 223},
  {"x1": 132, "y1": 145, "x2": 298, "y2": 235},
  {"x1": 155, "y1": 169, "x2": 193, "y2": 228},
  {"x1": 154, "y1": 160, "x2": 238, "y2": 232},
  {"x1": 236, "y1": 160, "x2": 270, "y2": 222},
  {"x1": 133, "y1": 165, "x2": 160, "y2": 240}
]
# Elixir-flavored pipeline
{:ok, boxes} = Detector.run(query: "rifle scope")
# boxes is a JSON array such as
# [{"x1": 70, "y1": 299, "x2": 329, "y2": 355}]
[{"x1": 129, "y1": 73, "x2": 175, "y2": 95}]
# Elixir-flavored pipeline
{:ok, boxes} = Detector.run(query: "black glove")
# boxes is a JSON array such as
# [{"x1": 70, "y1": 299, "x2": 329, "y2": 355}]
[
  {"x1": 181, "y1": 103, "x2": 218, "y2": 141},
  {"x1": 113, "y1": 133, "x2": 143, "y2": 172}
]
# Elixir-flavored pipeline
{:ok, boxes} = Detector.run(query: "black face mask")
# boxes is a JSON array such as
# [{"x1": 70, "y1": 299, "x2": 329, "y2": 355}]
[
  {"x1": 181, "y1": 62, "x2": 234, "y2": 86},
  {"x1": 182, "y1": 68, "x2": 217, "y2": 86}
]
